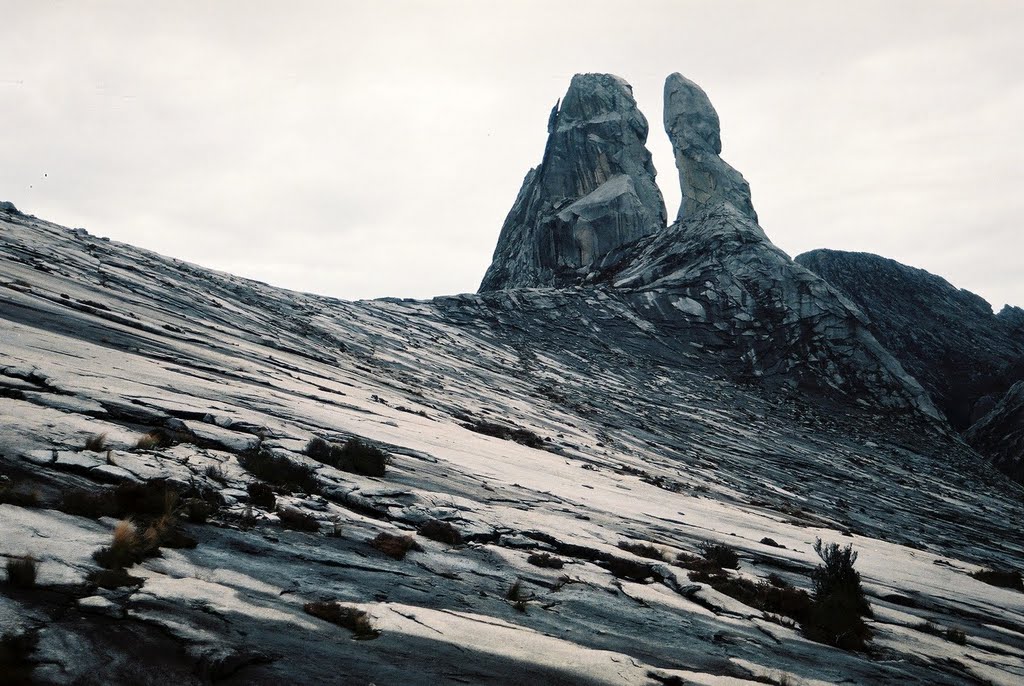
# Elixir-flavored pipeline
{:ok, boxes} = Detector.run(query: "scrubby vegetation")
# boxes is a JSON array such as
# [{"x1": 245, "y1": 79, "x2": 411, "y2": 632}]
[
  {"x1": 618, "y1": 540, "x2": 666, "y2": 561},
  {"x1": 90, "y1": 485, "x2": 198, "y2": 571},
  {"x1": 698, "y1": 541, "x2": 740, "y2": 570},
  {"x1": 238, "y1": 448, "x2": 319, "y2": 493},
  {"x1": 0, "y1": 630, "x2": 37, "y2": 684},
  {"x1": 369, "y1": 532, "x2": 421, "y2": 560},
  {"x1": 418, "y1": 519, "x2": 462, "y2": 545},
  {"x1": 461, "y1": 419, "x2": 546, "y2": 449},
  {"x1": 305, "y1": 437, "x2": 390, "y2": 477},
  {"x1": 971, "y1": 567, "x2": 1024, "y2": 592},
  {"x1": 59, "y1": 479, "x2": 216, "y2": 522},
  {"x1": 914, "y1": 621, "x2": 968, "y2": 645},
  {"x1": 247, "y1": 481, "x2": 276, "y2": 509},
  {"x1": 4, "y1": 555, "x2": 37, "y2": 588},
  {"x1": 303, "y1": 601, "x2": 380, "y2": 639},
  {"x1": 87, "y1": 567, "x2": 145, "y2": 589}
]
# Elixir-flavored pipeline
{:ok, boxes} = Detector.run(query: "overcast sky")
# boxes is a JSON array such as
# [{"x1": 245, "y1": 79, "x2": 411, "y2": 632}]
[{"x1": 2, "y1": 1, "x2": 1021, "y2": 309}]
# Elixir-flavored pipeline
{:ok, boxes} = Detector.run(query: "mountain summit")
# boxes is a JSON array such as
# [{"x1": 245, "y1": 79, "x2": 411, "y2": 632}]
[{"x1": 479, "y1": 73, "x2": 666, "y2": 291}]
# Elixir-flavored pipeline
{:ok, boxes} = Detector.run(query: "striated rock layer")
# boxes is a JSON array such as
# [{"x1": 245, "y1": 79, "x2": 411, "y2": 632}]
[
  {"x1": 479, "y1": 73, "x2": 666, "y2": 291},
  {"x1": 796, "y1": 249, "x2": 1024, "y2": 431}
]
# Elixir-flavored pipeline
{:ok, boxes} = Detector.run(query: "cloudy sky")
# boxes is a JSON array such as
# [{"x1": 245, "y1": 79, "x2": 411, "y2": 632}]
[{"x1": 3, "y1": 1, "x2": 1021, "y2": 309}]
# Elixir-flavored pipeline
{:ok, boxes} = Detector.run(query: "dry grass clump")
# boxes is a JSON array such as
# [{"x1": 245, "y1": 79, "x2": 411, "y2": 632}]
[
  {"x1": 84, "y1": 433, "x2": 108, "y2": 452},
  {"x1": 4, "y1": 556, "x2": 37, "y2": 588},
  {"x1": 204, "y1": 464, "x2": 228, "y2": 485},
  {"x1": 303, "y1": 601, "x2": 380, "y2": 639},
  {"x1": 134, "y1": 432, "x2": 162, "y2": 450},
  {"x1": 369, "y1": 532, "x2": 421, "y2": 560},
  {"x1": 278, "y1": 506, "x2": 319, "y2": 532},
  {"x1": 417, "y1": 519, "x2": 462, "y2": 545},
  {"x1": 306, "y1": 437, "x2": 391, "y2": 477},
  {"x1": 506, "y1": 580, "x2": 530, "y2": 612},
  {"x1": 528, "y1": 552, "x2": 565, "y2": 569}
]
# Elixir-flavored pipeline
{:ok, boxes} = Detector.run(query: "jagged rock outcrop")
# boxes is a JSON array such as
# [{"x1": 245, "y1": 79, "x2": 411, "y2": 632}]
[
  {"x1": 796, "y1": 249, "x2": 1024, "y2": 431},
  {"x1": 589, "y1": 203, "x2": 939, "y2": 416},
  {"x1": 966, "y1": 380, "x2": 1024, "y2": 481},
  {"x1": 663, "y1": 73, "x2": 756, "y2": 223},
  {"x1": 1, "y1": 200, "x2": 19, "y2": 214},
  {"x1": 479, "y1": 73, "x2": 666, "y2": 291}
]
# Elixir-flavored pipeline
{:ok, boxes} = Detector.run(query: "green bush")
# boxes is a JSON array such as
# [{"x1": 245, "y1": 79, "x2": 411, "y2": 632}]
[{"x1": 803, "y1": 539, "x2": 872, "y2": 650}]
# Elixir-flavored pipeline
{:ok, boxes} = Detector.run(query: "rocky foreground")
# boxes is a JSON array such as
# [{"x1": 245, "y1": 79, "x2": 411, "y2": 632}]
[{"x1": 2, "y1": 72, "x2": 1023, "y2": 685}]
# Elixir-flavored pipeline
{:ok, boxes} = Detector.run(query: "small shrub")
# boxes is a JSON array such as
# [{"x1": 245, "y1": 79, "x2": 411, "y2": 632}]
[
  {"x1": 5, "y1": 556, "x2": 37, "y2": 588},
  {"x1": 760, "y1": 537, "x2": 785, "y2": 548},
  {"x1": 804, "y1": 539, "x2": 871, "y2": 650},
  {"x1": 181, "y1": 498, "x2": 213, "y2": 524},
  {"x1": 84, "y1": 433, "x2": 108, "y2": 452},
  {"x1": 60, "y1": 488, "x2": 117, "y2": 518},
  {"x1": 699, "y1": 542, "x2": 740, "y2": 570},
  {"x1": 618, "y1": 540, "x2": 666, "y2": 561},
  {"x1": 369, "y1": 532, "x2": 420, "y2": 560},
  {"x1": 306, "y1": 437, "x2": 391, "y2": 477},
  {"x1": 87, "y1": 568, "x2": 144, "y2": 589},
  {"x1": 278, "y1": 506, "x2": 319, "y2": 532},
  {"x1": 418, "y1": 519, "x2": 462, "y2": 545},
  {"x1": 603, "y1": 556, "x2": 655, "y2": 582},
  {"x1": 247, "y1": 481, "x2": 276, "y2": 509},
  {"x1": 238, "y1": 449, "x2": 319, "y2": 494},
  {"x1": 528, "y1": 552, "x2": 565, "y2": 569},
  {"x1": 689, "y1": 571, "x2": 813, "y2": 624},
  {"x1": 303, "y1": 601, "x2": 380, "y2": 639},
  {"x1": 971, "y1": 568, "x2": 1024, "y2": 592}
]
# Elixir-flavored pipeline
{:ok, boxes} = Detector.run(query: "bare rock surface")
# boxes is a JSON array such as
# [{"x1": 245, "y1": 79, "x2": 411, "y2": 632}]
[
  {"x1": 479, "y1": 73, "x2": 667, "y2": 291},
  {"x1": 663, "y1": 73, "x2": 756, "y2": 223},
  {"x1": 2, "y1": 201, "x2": 1024, "y2": 685}
]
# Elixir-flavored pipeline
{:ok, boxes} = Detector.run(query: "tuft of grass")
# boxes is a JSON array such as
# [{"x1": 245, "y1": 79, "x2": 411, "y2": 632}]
[
  {"x1": 306, "y1": 437, "x2": 391, "y2": 477},
  {"x1": 971, "y1": 568, "x2": 1024, "y2": 592},
  {"x1": 946, "y1": 627, "x2": 967, "y2": 645},
  {"x1": 278, "y1": 506, "x2": 319, "y2": 532},
  {"x1": 369, "y1": 532, "x2": 421, "y2": 560},
  {"x1": 618, "y1": 540, "x2": 667, "y2": 561},
  {"x1": 506, "y1": 579, "x2": 524, "y2": 601},
  {"x1": 5, "y1": 556, "x2": 37, "y2": 588},
  {"x1": 112, "y1": 519, "x2": 140, "y2": 551},
  {"x1": 84, "y1": 433, "x2": 108, "y2": 452},
  {"x1": 204, "y1": 464, "x2": 228, "y2": 485},
  {"x1": 134, "y1": 432, "x2": 162, "y2": 450},
  {"x1": 238, "y1": 449, "x2": 319, "y2": 494},
  {"x1": 528, "y1": 552, "x2": 565, "y2": 569},
  {"x1": 417, "y1": 519, "x2": 462, "y2": 545},
  {"x1": 247, "y1": 481, "x2": 276, "y2": 509},
  {"x1": 303, "y1": 601, "x2": 380, "y2": 639}
]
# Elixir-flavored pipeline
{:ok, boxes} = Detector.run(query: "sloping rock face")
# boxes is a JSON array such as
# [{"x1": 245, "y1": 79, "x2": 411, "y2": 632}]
[
  {"x1": 589, "y1": 203, "x2": 938, "y2": 416},
  {"x1": 4, "y1": 205, "x2": 1024, "y2": 686},
  {"x1": 664, "y1": 73, "x2": 756, "y2": 223},
  {"x1": 479, "y1": 73, "x2": 666, "y2": 290},
  {"x1": 796, "y1": 249, "x2": 1024, "y2": 431},
  {"x1": 966, "y1": 380, "x2": 1024, "y2": 481}
]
